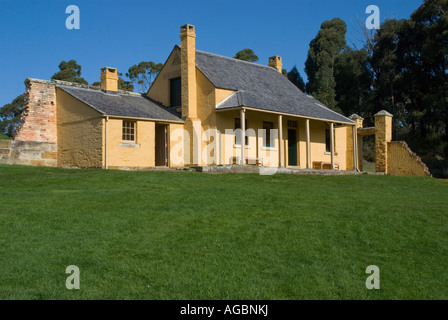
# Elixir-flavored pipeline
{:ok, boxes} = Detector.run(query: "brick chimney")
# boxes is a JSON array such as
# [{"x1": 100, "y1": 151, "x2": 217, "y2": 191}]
[
  {"x1": 100, "y1": 67, "x2": 119, "y2": 92},
  {"x1": 180, "y1": 24, "x2": 197, "y2": 119},
  {"x1": 268, "y1": 56, "x2": 283, "y2": 73},
  {"x1": 14, "y1": 79, "x2": 57, "y2": 144}
]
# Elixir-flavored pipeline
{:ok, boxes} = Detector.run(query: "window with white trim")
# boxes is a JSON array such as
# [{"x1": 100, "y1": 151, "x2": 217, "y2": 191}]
[
  {"x1": 122, "y1": 120, "x2": 136, "y2": 142},
  {"x1": 263, "y1": 121, "x2": 274, "y2": 147}
]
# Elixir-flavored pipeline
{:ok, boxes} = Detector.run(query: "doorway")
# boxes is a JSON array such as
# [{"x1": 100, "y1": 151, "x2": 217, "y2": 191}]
[
  {"x1": 288, "y1": 129, "x2": 298, "y2": 166},
  {"x1": 155, "y1": 124, "x2": 168, "y2": 167},
  {"x1": 361, "y1": 134, "x2": 375, "y2": 172}
]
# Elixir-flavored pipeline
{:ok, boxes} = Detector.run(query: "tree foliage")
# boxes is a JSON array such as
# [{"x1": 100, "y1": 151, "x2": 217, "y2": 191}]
[
  {"x1": 118, "y1": 74, "x2": 134, "y2": 92},
  {"x1": 51, "y1": 60, "x2": 88, "y2": 84},
  {"x1": 287, "y1": 66, "x2": 306, "y2": 92},
  {"x1": 234, "y1": 49, "x2": 259, "y2": 63},
  {"x1": 336, "y1": 0, "x2": 447, "y2": 175},
  {"x1": 0, "y1": 94, "x2": 26, "y2": 136},
  {"x1": 393, "y1": 0, "x2": 448, "y2": 166},
  {"x1": 303, "y1": 0, "x2": 447, "y2": 175},
  {"x1": 305, "y1": 18, "x2": 347, "y2": 109},
  {"x1": 334, "y1": 48, "x2": 373, "y2": 117},
  {"x1": 126, "y1": 61, "x2": 163, "y2": 93}
]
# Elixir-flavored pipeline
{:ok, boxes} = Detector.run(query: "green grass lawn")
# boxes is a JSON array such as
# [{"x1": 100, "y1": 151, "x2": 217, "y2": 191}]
[
  {"x1": 0, "y1": 165, "x2": 447, "y2": 300},
  {"x1": 0, "y1": 133, "x2": 10, "y2": 140}
]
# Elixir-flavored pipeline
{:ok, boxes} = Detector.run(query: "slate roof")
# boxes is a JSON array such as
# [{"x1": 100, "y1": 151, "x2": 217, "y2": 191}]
[
  {"x1": 195, "y1": 50, "x2": 354, "y2": 124},
  {"x1": 57, "y1": 85, "x2": 182, "y2": 122}
]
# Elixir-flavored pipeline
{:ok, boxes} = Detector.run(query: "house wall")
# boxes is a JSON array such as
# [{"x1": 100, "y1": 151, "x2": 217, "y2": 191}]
[
  {"x1": 334, "y1": 126, "x2": 348, "y2": 170},
  {"x1": 168, "y1": 123, "x2": 186, "y2": 167},
  {"x1": 57, "y1": 89, "x2": 103, "y2": 168},
  {"x1": 169, "y1": 68, "x2": 222, "y2": 166},
  {"x1": 147, "y1": 47, "x2": 181, "y2": 107},
  {"x1": 215, "y1": 111, "x2": 348, "y2": 169},
  {"x1": 297, "y1": 118, "x2": 347, "y2": 170},
  {"x1": 217, "y1": 110, "x2": 280, "y2": 167},
  {"x1": 345, "y1": 126, "x2": 363, "y2": 172},
  {"x1": 215, "y1": 89, "x2": 235, "y2": 105},
  {"x1": 105, "y1": 118, "x2": 156, "y2": 168},
  {"x1": 346, "y1": 126, "x2": 354, "y2": 171},
  {"x1": 196, "y1": 69, "x2": 218, "y2": 165}
]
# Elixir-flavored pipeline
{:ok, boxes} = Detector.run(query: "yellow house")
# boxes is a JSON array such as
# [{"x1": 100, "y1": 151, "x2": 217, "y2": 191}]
[
  {"x1": 147, "y1": 24, "x2": 358, "y2": 170},
  {"x1": 8, "y1": 24, "x2": 368, "y2": 172}
]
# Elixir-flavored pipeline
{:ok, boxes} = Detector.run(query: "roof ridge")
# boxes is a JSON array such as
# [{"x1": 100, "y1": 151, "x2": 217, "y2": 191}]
[
  {"x1": 26, "y1": 78, "x2": 141, "y2": 96},
  {"x1": 56, "y1": 83, "x2": 142, "y2": 97},
  {"x1": 195, "y1": 50, "x2": 277, "y2": 72}
]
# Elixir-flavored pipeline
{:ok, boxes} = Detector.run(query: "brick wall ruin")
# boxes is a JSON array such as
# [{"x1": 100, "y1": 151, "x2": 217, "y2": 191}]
[
  {"x1": 0, "y1": 79, "x2": 58, "y2": 167},
  {"x1": 387, "y1": 141, "x2": 431, "y2": 176}
]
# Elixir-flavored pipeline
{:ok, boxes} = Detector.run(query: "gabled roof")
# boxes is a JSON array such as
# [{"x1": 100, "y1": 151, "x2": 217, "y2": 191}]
[
  {"x1": 57, "y1": 85, "x2": 182, "y2": 122},
  {"x1": 195, "y1": 50, "x2": 354, "y2": 124}
]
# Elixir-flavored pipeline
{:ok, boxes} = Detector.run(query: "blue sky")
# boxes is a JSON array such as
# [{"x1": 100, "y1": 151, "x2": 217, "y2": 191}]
[{"x1": 0, "y1": 0, "x2": 423, "y2": 107}]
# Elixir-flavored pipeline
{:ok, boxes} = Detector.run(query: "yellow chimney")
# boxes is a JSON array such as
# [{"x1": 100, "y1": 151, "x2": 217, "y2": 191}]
[
  {"x1": 349, "y1": 114, "x2": 364, "y2": 128},
  {"x1": 375, "y1": 110, "x2": 393, "y2": 173},
  {"x1": 100, "y1": 67, "x2": 119, "y2": 92},
  {"x1": 180, "y1": 24, "x2": 197, "y2": 119},
  {"x1": 268, "y1": 56, "x2": 283, "y2": 73}
]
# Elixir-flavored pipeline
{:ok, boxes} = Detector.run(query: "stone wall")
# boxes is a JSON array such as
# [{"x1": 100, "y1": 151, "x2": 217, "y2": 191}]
[
  {"x1": 0, "y1": 140, "x2": 11, "y2": 163},
  {"x1": 387, "y1": 141, "x2": 431, "y2": 176},
  {"x1": 0, "y1": 140, "x2": 57, "y2": 167}
]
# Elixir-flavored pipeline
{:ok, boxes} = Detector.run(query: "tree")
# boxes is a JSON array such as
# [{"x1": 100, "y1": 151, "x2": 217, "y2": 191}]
[
  {"x1": 370, "y1": 19, "x2": 405, "y2": 116},
  {"x1": 362, "y1": 0, "x2": 448, "y2": 175},
  {"x1": 0, "y1": 94, "x2": 26, "y2": 137},
  {"x1": 395, "y1": 0, "x2": 448, "y2": 159},
  {"x1": 126, "y1": 61, "x2": 163, "y2": 93},
  {"x1": 234, "y1": 49, "x2": 259, "y2": 62},
  {"x1": 334, "y1": 48, "x2": 373, "y2": 117},
  {"x1": 117, "y1": 76, "x2": 134, "y2": 92},
  {"x1": 302, "y1": 1, "x2": 447, "y2": 176},
  {"x1": 305, "y1": 18, "x2": 347, "y2": 110},
  {"x1": 287, "y1": 66, "x2": 306, "y2": 92},
  {"x1": 51, "y1": 60, "x2": 88, "y2": 84}
]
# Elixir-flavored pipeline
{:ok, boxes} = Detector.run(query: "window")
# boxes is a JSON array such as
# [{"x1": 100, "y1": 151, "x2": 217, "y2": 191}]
[
  {"x1": 235, "y1": 118, "x2": 248, "y2": 145},
  {"x1": 325, "y1": 128, "x2": 336, "y2": 153},
  {"x1": 263, "y1": 121, "x2": 274, "y2": 147},
  {"x1": 122, "y1": 120, "x2": 136, "y2": 142},
  {"x1": 170, "y1": 77, "x2": 181, "y2": 107}
]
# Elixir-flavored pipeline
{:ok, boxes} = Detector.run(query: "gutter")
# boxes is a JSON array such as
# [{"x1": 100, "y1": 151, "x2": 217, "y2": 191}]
[
  {"x1": 105, "y1": 114, "x2": 184, "y2": 124},
  {"x1": 214, "y1": 106, "x2": 355, "y2": 126}
]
